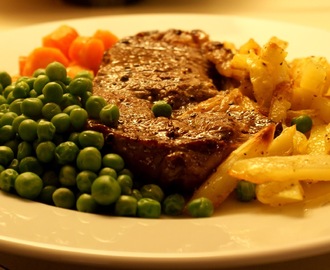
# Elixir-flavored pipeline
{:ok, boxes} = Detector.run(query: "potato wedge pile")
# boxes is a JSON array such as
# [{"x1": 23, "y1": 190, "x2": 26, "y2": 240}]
[{"x1": 191, "y1": 36, "x2": 330, "y2": 208}]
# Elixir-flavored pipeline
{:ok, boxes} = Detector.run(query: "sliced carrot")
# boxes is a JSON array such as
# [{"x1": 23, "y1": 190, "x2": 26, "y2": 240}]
[
  {"x1": 19, "y1": 56, "x2": 28, "y2": 76},
  {"x1": 42, "y1": 25, "x2": 79, "y2": 58},
  {"x1": 66, "y1": 63, "x2": 94, "y2": 78},
  {"x1": 93, "y1": 29, "x2": 119, "y2": 50},
  {"x1": 22, "y1": 47, "x2": 69, "y2": 76},
  {"x1": 68, "y1": 36, "x2": 105, "y2": 74},
  {"x1": 83, "y1": 38, "x2": 105, "y2": 74},
  {"x1": 68, "y1": 36, "x2": 89, "y2": 64}
]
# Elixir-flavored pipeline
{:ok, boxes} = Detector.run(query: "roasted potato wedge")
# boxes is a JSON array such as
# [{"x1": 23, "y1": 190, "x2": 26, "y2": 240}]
[
  {"x1": 228, "y1": 154, "x2": 330, "y2": 184},
  {"x1": 256, "y1": 180, "x2": 304, "y2": 206},
  {"x1": 188, "y1": 124, "x2": 276, "y2": 208}
]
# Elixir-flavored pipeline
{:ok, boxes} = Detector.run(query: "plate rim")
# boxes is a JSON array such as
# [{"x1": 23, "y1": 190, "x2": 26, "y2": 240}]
[{"x1": 1, "y1": 13, "x2": 330, "y2": 269}]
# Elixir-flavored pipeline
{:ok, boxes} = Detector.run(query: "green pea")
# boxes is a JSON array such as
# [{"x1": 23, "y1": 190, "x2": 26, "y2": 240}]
[
  {"x1": 99, "y1": 104, "x2": 120, "y2": 126},
  {"x1": 12, "y1": 114, "x2": 28, "y2": 133},
  {"x1": 38, "y1": 185, "x2": 57, "y2": 205},
  {"x1": 54, "y1": 80, "x2": 67, "y2": 93},
  {"x1": 41, "y1": 102, "x2": 62, "y2": 120},
  {"x1": 32, "y1": 68, "x2": 46, "y2": 78},
  {"x1": 162, "y1": 193, "x2": 185, "y2": 216},
  {"x1": 8, "y1": 99, "x2": 23, "y2": 115},
  {"x1": 0, "y1": 146, "x2": 14, "y2": 166},
  {"x1": 117, "y1": 174, "x2": 133, "y2": 195},
  {"x1": 63, "y1": 76, "x2": 72, "y2": 86},
  {"x1": 36, "y1": 141, "x2": 56, "y2": 163},
  {"x1": 3, "y1": 85, "x2": 13, "y2": 100},
  {"x1": 0, "y1": 71, "x2": 12, "y2": 88},
  {"x1": 137, "y1": 198, "x2": 161, "y2": 218},
  {"x1": 8, "y1": 158, "x2": 19, "y2": 171},
  {"x1": 15, "y1": 172, "x2": 43, "y2": 200},
  {"x1": 37, "y1": 94, "x2": 45, "y2": 104},
  {"x1": 13, "y1": 81, "x2": 30, "y2": 99},
  {"x1": 0, "y1": 112, "x2": 17, "y2": 127},
  {"x1": 67, "y1": 132, "x2": 80, "y2": 146},
  {"x1": 291, "y1": 115, "x2": 313, "y2": 134},
  {"x1": 29, "y1": 89, "x2": 38, "y2": 98},
  {"x1": 0, "y1": 125, "x2": 16, "y2": 144},
  {"x1": 76, "y1": 147, "x2": 102, "y2": 172},
  {"x1": 59, "y1": 165, "x2": 77, "y2": 187},
  {"x1": 186, "y1": 197, "x2": 214, "y2": 218},
  {"x1": 33, "y1": 74, "x2": 50, "y2": 95},
  {"x1": 118, "y1": 168, "x2": 134, "y2": 179},
  {"x1": 25, "y1": 77, "x2": 36, "y2": 90},
  {"x1": 37, "y1": 120, "x2": 56, "y2": 141},
  {"x1": 0, "y1": 95, "x2": 6, "y2": 105},
  {"x1": 63, "y1": 104, "x2": 81, "y2": 115},
  {"x1": 85, "y1": 95, "x2": 107, "y2": 119},
  {"x1": 20, "y1": 98, "x2": 43, "y2": 118},
  {"x1": 51, "y1": 113, "x2": 71, "y2": 133},
  {"x1": 19, "y1": 156, "x2": 43, "y2": 176},
  {"x1": 236, "y1": 180, "x2": 256, "y2": 202},
  {"x1": 52, "y1": 187, "x2": 75, "y2": 209},
  {"x1": 102, "y1": 153, "x2": 125, "y2": 171},
  {"x1": 98, "y1": 167, "x2": 117, "y2": 179},
  {"x1": 152, "y1": 100, "x2": 172, "y2": 118},
  {"x1": 76, "y1": 193, "x2": 97, "y2": 213},
  {"x1": 115, "y1": 195, "x2": 137, "y2": 216},
  {"x1": 60, "y1": 93, "x2": 81, "y2": 109},
  {"x1": 42, "y1": 82, "x2": 63, "y2": 104},
  {"x1": 140, "y1": 184, "x2": 164, "y2": 202},
  {"x1": 74, "y1": 70, "x2": 94, "y2": 80},
  {"x1": 0, "y1": 168, "x2": 18, "y2": 192},
  {"x1": 76, "y1": 170, "x2": 98, "y2": 193},
  {"x1": 91, "y1": 175, "x2": 121, "y2": 205},
  {"x1": 0, "y1": 104, "x2": 9, "y2": 113},
  {"x1": 16, "y1": 76, "x2": 34, "y2": 89},
  {"x1": 17, "y1": 141, "x2": 33, "y2": 161},
  {"x1": 67, "y1": 77, "x2": 93, "y2": 97},
  {"x1": 18, "y1": 119, "x2": 38, "y2": 142},
  {"x1": 6, "y1": 92, "x2": 15, "y2": 104},
  {"x1": 80, "y1": 91, "x2": 92, "y2": 107},
  {"x1": 55, "y1": 141, "x2": 80, "y2": 165},
  {"x1": 78, "y1": 130, "x2": 104, "y2": 150},
  {"x1": 45, "y1": 61, "x2": 67, "y2": 82},
  {"x1": 70, "y1": 108, "x2": 88, "y2": 130},
  {"x1": 131, "y1": 189, "x2": 143, "y2": 201}
]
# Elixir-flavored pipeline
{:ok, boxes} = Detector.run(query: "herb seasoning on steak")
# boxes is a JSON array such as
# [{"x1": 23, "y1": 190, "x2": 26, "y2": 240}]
[{"x1": 88, "y1": 29, "x2": 270, "y2": 194}]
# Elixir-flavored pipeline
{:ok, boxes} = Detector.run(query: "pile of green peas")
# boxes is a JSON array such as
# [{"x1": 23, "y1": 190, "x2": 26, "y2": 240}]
[{"x1": 0, "y1": 62, "x2": 214, "y2": 218}]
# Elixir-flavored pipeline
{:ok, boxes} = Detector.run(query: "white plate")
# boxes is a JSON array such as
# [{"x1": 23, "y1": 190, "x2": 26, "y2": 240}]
[{"x1": 1, "y1": 14, "x2": 330, "y2": 270}]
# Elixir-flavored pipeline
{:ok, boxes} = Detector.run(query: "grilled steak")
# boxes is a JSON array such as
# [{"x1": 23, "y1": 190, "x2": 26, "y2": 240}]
[{"x1": 88, "y1": 29, "x2": 270, "y2": 194}]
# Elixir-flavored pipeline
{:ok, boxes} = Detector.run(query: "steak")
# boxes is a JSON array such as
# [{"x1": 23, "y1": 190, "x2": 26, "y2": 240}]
[{"x1": 88, "y1": 29, "x2": 270, "y2": 194}]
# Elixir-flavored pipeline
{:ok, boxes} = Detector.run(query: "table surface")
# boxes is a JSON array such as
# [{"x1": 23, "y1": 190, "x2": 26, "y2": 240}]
[{"x1": 1, "y1": 0, "x2": 330, "y2": 269}]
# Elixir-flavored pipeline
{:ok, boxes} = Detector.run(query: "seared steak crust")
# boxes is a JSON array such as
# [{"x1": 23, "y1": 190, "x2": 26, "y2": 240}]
[{"x1": 89, "y1": 29, "x2": 270, "y2": 194}]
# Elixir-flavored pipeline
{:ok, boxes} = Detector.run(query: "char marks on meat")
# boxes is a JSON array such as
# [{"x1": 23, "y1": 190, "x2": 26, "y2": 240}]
[{"x1": 89, "y1": 29, "x2": 270, "y2": 194}]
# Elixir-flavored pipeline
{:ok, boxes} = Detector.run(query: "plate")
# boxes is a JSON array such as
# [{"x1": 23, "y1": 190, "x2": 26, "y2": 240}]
[{"x1": 1, "y1": 14, "x2": 330, "y2": 270}]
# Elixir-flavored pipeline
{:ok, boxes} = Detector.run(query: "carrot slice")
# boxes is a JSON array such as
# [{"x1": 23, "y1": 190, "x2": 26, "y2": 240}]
[
  {"x1": 42, "y1": 25, "x2": 79, "y2": 58},
  {"x1": 66, "y1": 63, "x2": 94, "y2": 78},
  {"x1": 93, "y1": 29, "x2": 118, "y2": 50},
  {"x1": 68, "y1": 36, "x2": 105, "y2": 74},
  {"x1": 22, "y1": 47, "x2": 69, "y2": 76},
  {"x1": 68, "y1": 36, "x2": 89, "y2": 64},
  {"x1": 19, "y1": 56, "x2": 28, "y2": 76}
]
